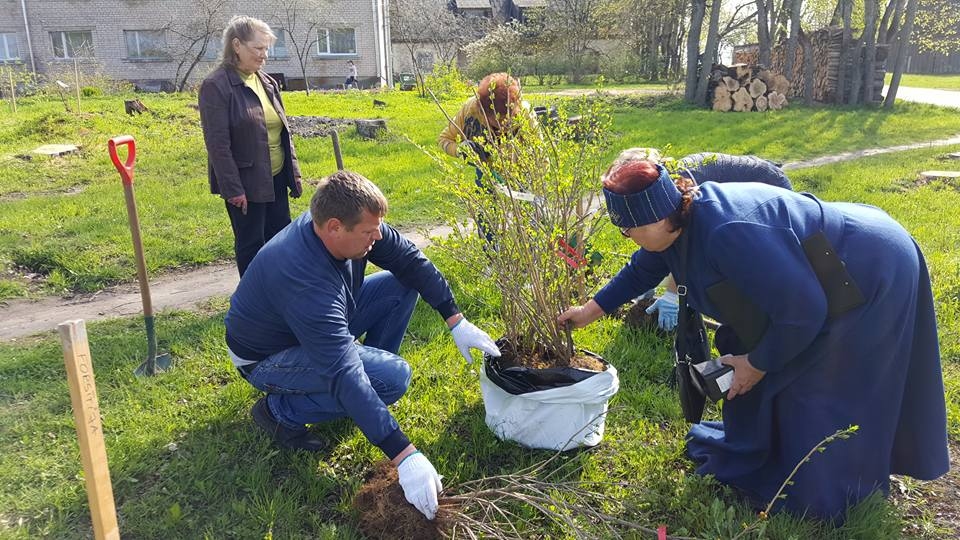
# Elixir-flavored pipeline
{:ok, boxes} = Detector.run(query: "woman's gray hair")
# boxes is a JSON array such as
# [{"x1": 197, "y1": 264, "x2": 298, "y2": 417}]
[{"x1": 220, "y1": 15, "x2": 276, "y2": 68}]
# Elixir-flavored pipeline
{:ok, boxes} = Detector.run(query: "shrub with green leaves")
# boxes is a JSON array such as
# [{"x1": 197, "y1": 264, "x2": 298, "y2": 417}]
[
  {"x1": 421, "y1": 62, "x2": 470, "y2": 100},
  {"x1": 432, "y1": 96, "x2": 615, "y2": 361}
]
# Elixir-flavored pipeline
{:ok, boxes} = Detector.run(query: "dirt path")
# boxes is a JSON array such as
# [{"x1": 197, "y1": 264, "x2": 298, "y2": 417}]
[
  {"x1": 2, "y1": 133, "x2": 960, "y2": 342},
  {"x1": 0, "y1": 228, "x2": 446, "y2": 341}
]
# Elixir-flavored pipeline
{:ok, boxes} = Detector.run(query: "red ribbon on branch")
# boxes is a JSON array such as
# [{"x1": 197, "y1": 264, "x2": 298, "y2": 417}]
[{"x1": 555, "y1": 237, "x2": 587, "y2": 269}]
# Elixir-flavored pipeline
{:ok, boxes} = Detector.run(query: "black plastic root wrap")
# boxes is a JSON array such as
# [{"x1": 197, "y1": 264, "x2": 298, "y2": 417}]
[{"x1": 484, "y1": 338, "x2": 606, "y2": 395}]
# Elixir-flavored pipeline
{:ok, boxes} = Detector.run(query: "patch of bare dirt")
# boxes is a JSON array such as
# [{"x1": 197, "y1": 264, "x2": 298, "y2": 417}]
[
  {"x1": 495, "y1": 337, "x2": 605, "y2": 371},
  {"x1": 885, "y1": 174, "x2": 960, "y2": 193},
  {"x1": 0, "y1": 185, "x2": 86, "y2": 202},
  {"x1": 892, "y1": 441, "x2": 960, "y2": 537},
  {"x1": 622, "y1": 296, "x2": 663, "y2": 333},
  {"x1": 286, "y1": 116, "x2": 356, "y2": 138},
  {"x1": 354, "y1": 461, "x2": 451, "y2": 540}
]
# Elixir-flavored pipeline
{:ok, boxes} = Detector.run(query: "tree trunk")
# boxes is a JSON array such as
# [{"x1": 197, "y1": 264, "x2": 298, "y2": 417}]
[
  {"x1": 884, "y1": 0, "x2": 918, "y2": 108},
  {"x1": 406, "y1": 44, "x2": 426, "y2": 98},
  {"x1": 784, "y1": 0, "x2": 803, "y2": 81},
  {"x1": 177, "y1": 56, "x2": 204, "y2": 92},
  {"x1": 685, "y1": 0, "x2": 707, "y2": 102},
  {"x1": 879, "y1": 0, "x2": 906, "y2": 45},
  {"x1": 860, "y1": 0, "x2": 880, "y2": 104},
  {"x1": 671, "y1": 1, "x2": 685, "y2": 80},
  {"x1": 876, "y1": 0, "x2": 897, "y2": 43},
  {"x1": 756, "y1": 0, "x2": 772, "y2": 66},
  {"x1": 835, "y1": 0, "x2": 853, "y2": 104},
  {"x1": 695, "y1": 0, "x2": 723, "y2": 105},
  {"x1": 801, "y1": 29, "x2": 815, "y2": 105},
  {"x1": 649, "y1": 17, "x2": 660, "y2": 80}
]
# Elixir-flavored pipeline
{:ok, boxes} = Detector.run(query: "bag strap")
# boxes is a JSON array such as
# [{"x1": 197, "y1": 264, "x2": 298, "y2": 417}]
[{"x1": 674, "y1": 221, "x2": 692, "y2": 366}]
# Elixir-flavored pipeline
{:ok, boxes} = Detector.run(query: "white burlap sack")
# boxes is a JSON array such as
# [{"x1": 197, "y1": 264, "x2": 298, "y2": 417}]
[{"x1": 479, "y1": 362, "x2": 619, "y2": 451}]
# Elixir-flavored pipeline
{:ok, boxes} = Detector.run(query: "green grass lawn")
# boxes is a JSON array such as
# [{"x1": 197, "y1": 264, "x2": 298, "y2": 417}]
[
  {"x1": 885, "y1": 73, "x2": 960, "y2": 91},
  {"x1": 0, "y1": 134, "x2": 958, "y2": 537},
  {"x1": 2, "y1": 91, "x2": 960, "y2": 300}
]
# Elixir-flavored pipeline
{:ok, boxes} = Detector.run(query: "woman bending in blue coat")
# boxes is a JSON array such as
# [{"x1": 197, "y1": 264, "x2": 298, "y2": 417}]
[{"x1": 558, "y1": 152, "x2": 949, "y2": 520}]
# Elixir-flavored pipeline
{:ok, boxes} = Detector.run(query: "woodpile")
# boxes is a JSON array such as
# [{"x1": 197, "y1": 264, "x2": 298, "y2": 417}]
[
  {"x1": 708, "y1": 64, "x2": 789, "y2": 112},
  {"x1": 734, "y1": 27, "x2": 888, "y2": 105}
]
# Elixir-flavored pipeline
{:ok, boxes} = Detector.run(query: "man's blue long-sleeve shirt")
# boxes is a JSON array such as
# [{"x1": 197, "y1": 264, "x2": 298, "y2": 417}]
[{"x1": 225, "y1": 211, "x2": 459, "y2": 458}]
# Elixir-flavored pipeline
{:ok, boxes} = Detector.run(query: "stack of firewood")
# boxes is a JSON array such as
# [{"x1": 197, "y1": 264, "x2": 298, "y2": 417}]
[{"x1": 708, "y1": 63, "x2": 790, "y2": 112}]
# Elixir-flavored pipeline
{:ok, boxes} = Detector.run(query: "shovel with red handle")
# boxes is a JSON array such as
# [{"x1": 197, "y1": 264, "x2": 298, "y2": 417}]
[{"x1": 108, "y1": 135, "x2": 172, "y2": 377}]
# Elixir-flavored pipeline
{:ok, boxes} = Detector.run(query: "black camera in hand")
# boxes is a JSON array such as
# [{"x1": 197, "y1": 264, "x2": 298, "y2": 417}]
[{"x1": 689, "y1": 359, "x2": 733, "y2": 402}]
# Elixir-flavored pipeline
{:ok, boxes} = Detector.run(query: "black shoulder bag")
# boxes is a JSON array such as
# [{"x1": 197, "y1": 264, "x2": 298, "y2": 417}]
[{"x1": 673, "y1": 225, "x2": 713, "y2": 423}]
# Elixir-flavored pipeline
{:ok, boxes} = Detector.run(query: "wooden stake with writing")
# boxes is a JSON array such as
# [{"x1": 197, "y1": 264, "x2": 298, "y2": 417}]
[{"x1": 59, "y1": 320, "x2": 120, "y2": 540}]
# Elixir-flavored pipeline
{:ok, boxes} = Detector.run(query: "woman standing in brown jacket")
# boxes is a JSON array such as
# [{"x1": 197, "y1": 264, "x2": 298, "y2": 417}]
[{"x1": 199, "y1": 15, "x2": 303, "y2": 276}]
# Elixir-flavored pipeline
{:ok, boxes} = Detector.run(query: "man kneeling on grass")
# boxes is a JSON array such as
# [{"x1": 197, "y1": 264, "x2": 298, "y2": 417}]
[{"x1": 224, "y1": 170, "x2": 501, "y2": 520}]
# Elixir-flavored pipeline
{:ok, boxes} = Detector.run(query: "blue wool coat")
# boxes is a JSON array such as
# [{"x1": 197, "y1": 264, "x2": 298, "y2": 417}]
[{"x1": 594, "y1": 182, "x2": 948, "y2": 520}]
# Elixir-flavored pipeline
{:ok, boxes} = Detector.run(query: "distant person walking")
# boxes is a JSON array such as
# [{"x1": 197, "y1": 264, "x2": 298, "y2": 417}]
[
  {"x1": 345, "y1": 60, "x2": 358, "y2": 89},
  {"x1": 199, "y1": 15, "x2": 303, "y2": 277}
]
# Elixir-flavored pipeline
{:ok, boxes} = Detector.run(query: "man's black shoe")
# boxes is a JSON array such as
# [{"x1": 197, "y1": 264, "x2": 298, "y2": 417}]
[{"x1": 251, "y1": 397, "x2": 326, "y2": 452}]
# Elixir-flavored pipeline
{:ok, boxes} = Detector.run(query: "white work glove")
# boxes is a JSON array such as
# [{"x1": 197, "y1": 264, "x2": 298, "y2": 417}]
[
  {"x1": 397, "y1": 451, "x2": 443, "y2": 520},
  {"x1": 645, "y1": 291, "x2": 679, "y2": 331},
  {"x1": 450, "y1": 317, "x2": 501, "y2": 364}
]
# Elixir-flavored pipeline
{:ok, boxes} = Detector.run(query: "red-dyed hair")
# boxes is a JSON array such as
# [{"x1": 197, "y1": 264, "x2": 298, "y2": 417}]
[
  {"x1": 602, "y1": 159, "x2": 659, "y2": 194},
  {"x1": 477, "y1": 73, "x2": 521, "y2": 116}
]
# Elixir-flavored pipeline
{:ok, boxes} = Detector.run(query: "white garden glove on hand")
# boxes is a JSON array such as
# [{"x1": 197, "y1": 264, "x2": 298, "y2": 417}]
[
  {"x1": 451, "y1": 318, "x2": 501, "y2": 364},
  {"x1": 645, "y1": 290, "x2": 679, "y2": 330},
  {"x1": 397, "y1": 451, "x2": 443, "y2": 520}
]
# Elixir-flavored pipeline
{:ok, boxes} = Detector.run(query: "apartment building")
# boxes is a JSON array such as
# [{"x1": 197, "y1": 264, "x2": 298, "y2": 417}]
[{"x1": 0, "y1": 0, "x2": 392, "y2": 90}]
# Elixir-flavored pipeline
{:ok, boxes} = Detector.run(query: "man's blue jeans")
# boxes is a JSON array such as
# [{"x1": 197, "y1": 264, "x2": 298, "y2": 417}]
[{"x1": 245, "y1": 271, "x2": 419, "y2": 428}]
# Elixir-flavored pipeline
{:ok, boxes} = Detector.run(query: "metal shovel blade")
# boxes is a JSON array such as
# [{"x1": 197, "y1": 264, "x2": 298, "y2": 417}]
[
  {"x1": 134, "y1": 352, "x2": 172, "y2": 377},
  {"x1": 133, "y1": 315, "x2": 172, "y2": 377}
]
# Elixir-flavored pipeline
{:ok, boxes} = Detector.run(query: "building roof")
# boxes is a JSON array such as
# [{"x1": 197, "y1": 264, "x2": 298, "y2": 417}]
[
  {"x1": 513, "y1": 0, "x2": 547, "y2": 7},
  {"x1": 456, "y1": 0, "x2": 491, "y2": 8}
]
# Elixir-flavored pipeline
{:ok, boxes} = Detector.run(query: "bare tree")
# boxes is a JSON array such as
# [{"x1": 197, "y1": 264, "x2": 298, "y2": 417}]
[
  {"x1": 269, "y1": 0, "x2": 332, "y2": 95},
  {"x1": 611, "y1": 0, "x2": 687, "y2": 81},
  {"x1": 390, "y1": 0, "x2": 486, "y2": 95},
  {"x1": 542, "y1": 0, "x2": 613, "y2": 82},
  {"x1": 165, "y1": 0, "x2": 228, "y2": 92}
]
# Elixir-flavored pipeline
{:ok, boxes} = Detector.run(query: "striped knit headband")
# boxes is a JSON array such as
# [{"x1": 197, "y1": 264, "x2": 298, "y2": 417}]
[{"x1": 603, "y1": 164, "x2": 682, "y2": 228}]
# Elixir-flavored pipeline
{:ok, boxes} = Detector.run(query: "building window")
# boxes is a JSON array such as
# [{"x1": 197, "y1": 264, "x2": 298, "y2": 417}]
[
  {"x1": 0, "y1": 33, "x2": 19, "y2": 61},
  {"x1": 317, "y1": 28, "x2": 356, "y2": 55},
  {"x1": 269, "y1": 29, "x2": 288, "y2": 57},
  {"x1": 124, "y1": 30, "x2": 168, "y2": 59},
  {"x1": 50, "y1": 30, "x2": 94, "y2": 59}
]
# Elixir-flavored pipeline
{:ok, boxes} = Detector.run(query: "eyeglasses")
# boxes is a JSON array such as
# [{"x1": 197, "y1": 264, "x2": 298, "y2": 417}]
[{"x1": 619, "y1": 226, "x2": 632, "y2": 238}]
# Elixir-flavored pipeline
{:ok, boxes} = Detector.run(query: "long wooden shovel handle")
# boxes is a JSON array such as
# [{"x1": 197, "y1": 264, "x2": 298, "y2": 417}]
[{"x1": 107, "y1": 136, "x2": 152, "y2": 317}]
